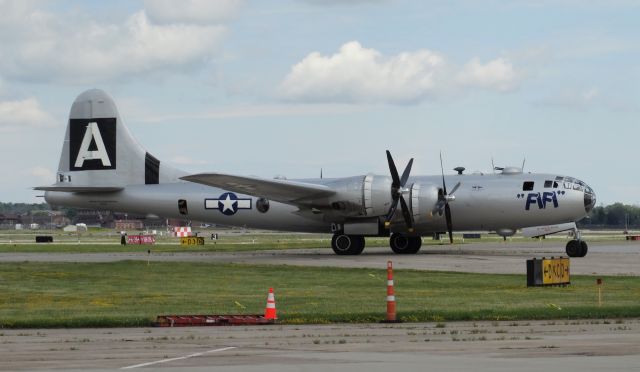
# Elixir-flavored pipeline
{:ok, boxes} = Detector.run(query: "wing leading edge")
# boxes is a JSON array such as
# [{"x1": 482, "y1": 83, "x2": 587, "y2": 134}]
[{"x1": 181, "y1": 173, "x2": 335, "y2": 204}]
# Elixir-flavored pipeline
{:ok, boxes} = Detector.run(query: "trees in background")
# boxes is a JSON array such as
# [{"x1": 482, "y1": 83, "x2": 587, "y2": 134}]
[{"x1": 579, "y1": 203, "x2": 640, "y2": 229}]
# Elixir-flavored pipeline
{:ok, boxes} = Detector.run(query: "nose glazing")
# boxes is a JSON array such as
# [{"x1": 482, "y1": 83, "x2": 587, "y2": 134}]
[{"x1": 583, "y1": 184, "x2": 596, "y2": 213}]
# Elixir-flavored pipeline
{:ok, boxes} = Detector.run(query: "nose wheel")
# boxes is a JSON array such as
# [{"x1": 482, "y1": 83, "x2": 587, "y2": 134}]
[
  {"x1": 331, "y1": 234, "x2": 365, "y2": 255},
  {"x1": 389, "y1": 233, "x2": 422, "y2": 254},
  {"x1": 566, "y1": 239, "x2": 588, "y2": 257}
]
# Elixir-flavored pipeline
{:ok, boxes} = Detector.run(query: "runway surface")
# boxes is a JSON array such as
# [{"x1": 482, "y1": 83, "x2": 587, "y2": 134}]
[
  {"x1": 1, "y1": 240, "x2": 639, "y2": 371},
  {"x1": 1, "y1": 241, "x2": 638, "y2": 275}
]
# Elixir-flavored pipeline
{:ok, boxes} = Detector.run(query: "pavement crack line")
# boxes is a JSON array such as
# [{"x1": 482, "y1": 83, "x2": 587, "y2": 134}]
[{"x1": 120, "y1": 346, "x2": 237, "y2": 369}]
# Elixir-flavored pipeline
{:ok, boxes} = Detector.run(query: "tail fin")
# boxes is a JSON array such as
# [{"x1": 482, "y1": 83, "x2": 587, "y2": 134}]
[{"x1": 36, "y1": 89, "x2": 182, "y2": 192}]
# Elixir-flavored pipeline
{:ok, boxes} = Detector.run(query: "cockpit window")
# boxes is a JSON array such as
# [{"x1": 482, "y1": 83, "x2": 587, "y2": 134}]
[
  {"x1": 523, "y1": 181, "x2": 534, "y2": 191},
  {"x1": 544, "y1": 180, "x2": 553, "y2": 188},
  {"x1": 553, "y1": 181, "x2": 559, "y2": 188},
  {"x1": 555, "y1": 176, "x2": 564, "y2": 181}
]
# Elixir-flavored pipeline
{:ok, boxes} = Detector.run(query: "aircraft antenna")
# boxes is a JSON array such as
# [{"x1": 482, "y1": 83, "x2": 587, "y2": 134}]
[
  {"x1": 491, "y1": 157, "x2": 495, "y2": 174},
  {"x1": 320, "y1": 168, "x2": 323, "y2": 179},
  {"x1": 521, "y1": 158, "x2": 526, "y2": 172}
]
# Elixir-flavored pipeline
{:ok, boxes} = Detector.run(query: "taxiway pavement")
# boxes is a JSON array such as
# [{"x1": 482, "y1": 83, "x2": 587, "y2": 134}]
[{"x1": 1, "y1": 241, "x2": 638, "y2": 275}]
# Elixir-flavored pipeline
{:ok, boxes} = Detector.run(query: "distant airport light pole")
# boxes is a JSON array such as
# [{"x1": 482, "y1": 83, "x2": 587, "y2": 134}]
[{"x1": 597, "y1": 278, "x2": 603, "y2": 307}]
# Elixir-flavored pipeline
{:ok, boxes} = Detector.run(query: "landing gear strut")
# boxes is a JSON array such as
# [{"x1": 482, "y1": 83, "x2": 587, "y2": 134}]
[
  {"x1": 331, "y1": 234, "x2": 365, "y2": 255},
  {"x1": 389, "y1": 233, "x2": 422, "y2": 254},
  {"x1": 566, "y1": 228, "x2": 588, "y2": 257}
]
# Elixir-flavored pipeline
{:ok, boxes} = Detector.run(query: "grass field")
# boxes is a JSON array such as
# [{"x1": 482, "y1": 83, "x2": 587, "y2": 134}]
[{"x1": 1, "y1": 261, "x2": 639, "y2": 328}]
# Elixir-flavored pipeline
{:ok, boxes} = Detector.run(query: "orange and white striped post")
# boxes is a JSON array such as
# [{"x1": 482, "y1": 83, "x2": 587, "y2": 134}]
[
  {"x1": 386, "y1": 260, "x2": 397, "y2": 322},
  {"x1": 264, "y1": 287, "x2": 277, "y2": 320}
]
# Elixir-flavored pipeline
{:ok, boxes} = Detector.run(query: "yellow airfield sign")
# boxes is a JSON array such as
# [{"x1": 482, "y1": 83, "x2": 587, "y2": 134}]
[
  {"x1": 180, "y1": 236, "x2": 205, "y2": 246},
  {"x1": 541, "y1": 257, "x2": 570, "y2": 285}
]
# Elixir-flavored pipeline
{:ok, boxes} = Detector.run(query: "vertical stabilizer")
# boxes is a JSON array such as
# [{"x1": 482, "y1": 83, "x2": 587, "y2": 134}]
[{"x1": 37, "y1": 89, "x2": 183, "y2": 191}]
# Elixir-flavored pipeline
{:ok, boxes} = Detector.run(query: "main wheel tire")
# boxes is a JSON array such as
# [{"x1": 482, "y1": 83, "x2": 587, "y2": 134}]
[
  {"x1": 331, "y1": 234, "x2": 365, "y2": 255},
  {"x1": 565, "y1": 240, "x2": 581, "y2": 257},
  {"x1": 579, "y1": 240, "x2": 588, "y2": 257},
  {"x1": 390, "y1": 234, "x2": 421, "y2": 254}
]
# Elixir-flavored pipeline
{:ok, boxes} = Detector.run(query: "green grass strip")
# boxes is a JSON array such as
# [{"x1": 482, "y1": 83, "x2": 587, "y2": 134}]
[{"x1": 1, "y1": 261, "x2": 638, "y2": 328}]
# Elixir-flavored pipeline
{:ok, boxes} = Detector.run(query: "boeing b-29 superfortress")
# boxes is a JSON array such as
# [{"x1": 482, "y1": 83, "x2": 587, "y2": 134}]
[{"x1": 36, "y1": 90, "x2": 596, "y2": 256}]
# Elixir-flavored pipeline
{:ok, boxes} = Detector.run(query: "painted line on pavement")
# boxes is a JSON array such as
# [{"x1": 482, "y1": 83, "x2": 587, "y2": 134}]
[{"x1": 120, "y1": 346, "x2": 237, "y2": 369}]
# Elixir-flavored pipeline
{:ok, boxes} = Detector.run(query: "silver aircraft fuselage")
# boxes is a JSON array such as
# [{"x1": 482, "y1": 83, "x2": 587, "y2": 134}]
[{"x1": 46, "y1": 172, "x2": 595, "y2": 235}]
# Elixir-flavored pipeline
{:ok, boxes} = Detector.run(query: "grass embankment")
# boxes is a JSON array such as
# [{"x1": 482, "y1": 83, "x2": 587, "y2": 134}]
[{"x1": 1, "y1": 261, "x2": 638, "y2": 328}]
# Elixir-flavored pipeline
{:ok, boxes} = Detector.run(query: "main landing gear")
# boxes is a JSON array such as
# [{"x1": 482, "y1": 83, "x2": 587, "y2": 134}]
[
  {"x1": 330, "y1": 233, "x2": 423, "y2": 255},
  {"x1": 389, "y1": 233, "x2": 422, "y2": 254},
  {"x1": 331, "y1": 234, "x2": 365, "y2": 255}
]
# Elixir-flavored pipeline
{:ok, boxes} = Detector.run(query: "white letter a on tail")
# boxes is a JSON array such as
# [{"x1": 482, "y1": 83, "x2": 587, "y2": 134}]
[{"x1": 74, "y1": 122, "x2": 112, "y2": 168}]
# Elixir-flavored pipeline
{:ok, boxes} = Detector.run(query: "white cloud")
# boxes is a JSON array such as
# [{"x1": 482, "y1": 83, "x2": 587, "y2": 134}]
[
  {"x1": 456, "y1": 57, "x2": 518, "y2": 92},
  {"x1": 279, "y1": 41, "x2": 520, "y2": 104},
  {"x1": 0, "y1": 5, "x2": 229, "y2": 83},
  {"x1": 144, "y1": 0, "x2": 243, "y2": 24},
  {"x1": 28, "y1": 166, "x2": 54, "y2": 182},
  {"x1": 279, "y1": 41, "x2": 447, "y2": 104},
  {"x1": 0, "y1": 98, "x2": 57, "y2": 132}
]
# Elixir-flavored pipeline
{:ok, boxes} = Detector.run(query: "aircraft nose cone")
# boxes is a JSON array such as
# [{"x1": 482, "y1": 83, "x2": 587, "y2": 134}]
[{"x1": 584, "y1": 186, "x2": 596, "y2": 213}]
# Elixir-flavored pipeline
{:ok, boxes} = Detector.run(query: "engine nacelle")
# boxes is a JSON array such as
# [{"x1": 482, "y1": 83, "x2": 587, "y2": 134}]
[
  {"x1": 408, "y1": 182, "x2": 441, "y2": 227},
  {"x1": 324, "y1": 175, "x2": 442, "y2": 232}
]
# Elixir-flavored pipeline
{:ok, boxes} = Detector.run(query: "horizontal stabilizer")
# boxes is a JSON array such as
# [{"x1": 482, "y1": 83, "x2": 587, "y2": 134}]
[
  {"x1": 181, "y1": 173, "x2": 335, "y2": 204},
  {"x1": 34, "y1": 186, "x2": 124, "y2": 193},
  {"x1": 521, "y1": 222, "x2": 577, "y2": 238}
]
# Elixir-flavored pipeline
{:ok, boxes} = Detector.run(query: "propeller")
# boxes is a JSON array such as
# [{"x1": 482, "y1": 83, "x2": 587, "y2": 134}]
[
  {"x1": 433, "y1": 152, "x2": 461, "y2": 244},
  {"x1": 384, "y1": 150, "x2": 414, "y2": 232}
]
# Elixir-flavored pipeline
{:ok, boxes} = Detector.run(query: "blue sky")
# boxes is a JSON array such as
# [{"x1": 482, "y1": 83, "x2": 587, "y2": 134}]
[{"x1": 1, "y1": 0, "x2": 638, "y2": 205}]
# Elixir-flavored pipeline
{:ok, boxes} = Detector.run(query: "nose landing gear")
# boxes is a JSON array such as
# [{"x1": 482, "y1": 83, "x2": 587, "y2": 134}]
[{"x1": 566, "y1": 239, "x2": 588, "y2": 257}]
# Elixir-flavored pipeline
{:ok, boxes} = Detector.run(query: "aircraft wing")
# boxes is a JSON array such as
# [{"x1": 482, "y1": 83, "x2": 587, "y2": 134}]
[{"x1": 181, "y1": 173, "x2": 335, "y2": 204}]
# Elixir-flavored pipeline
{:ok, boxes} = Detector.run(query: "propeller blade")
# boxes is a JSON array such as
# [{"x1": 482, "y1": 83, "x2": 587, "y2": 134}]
[
  {"x1": 384, "y1": 198, "x2": 399, "y2": 225},
  {"x1": 399, "y1": 195, "x2": 414, "y2": 232},
  {"x1": 386, "y1": 150, "x2": 401, "y2": 188},
  {"x1": 445, "y1": 203, "x2": 453, "y2": 244},
  {"x1": 440, "y1": 152, "x2": 447, "y2": 195},
  {"x1": 449, "y1": 182, "x2": 461, "y2": 196},
  {"x1": 399, "y1": 158, "x2": 414, "y2": 187}
]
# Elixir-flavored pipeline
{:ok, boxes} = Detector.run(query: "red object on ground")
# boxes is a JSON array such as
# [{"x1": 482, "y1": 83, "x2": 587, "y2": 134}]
[
  {"x1": 264, "y1": 287, "x2": 277, "y2": 320},
  {"x1": 155, "y1": 314, "x2": 274, "y2": 327},
  {"x1": 126, "y1": 235, "x2": 155, "y2": 245}
]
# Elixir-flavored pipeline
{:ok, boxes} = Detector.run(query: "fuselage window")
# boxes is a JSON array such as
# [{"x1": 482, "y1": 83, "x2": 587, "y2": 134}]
[
  {"x1": 544, "y1": 180, "x2": 553, "y2": 188},
  {"x1": 523, "y1": 181, "x2": 534, "y2": 191},
  {"x1": 178, "y1": 199, "x2": 188, "y2": 215}
]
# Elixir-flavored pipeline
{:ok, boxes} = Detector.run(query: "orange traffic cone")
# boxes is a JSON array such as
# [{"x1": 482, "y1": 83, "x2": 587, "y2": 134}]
[
  {"x1": 381, "y1": 261, "x2": 401, "y2": 323},
  {"x1": 386, "y1": 261, "x2": 396, "y2": 321},
  {"x1": 264, "y1": 287, "x2": 277, "y2": 320}
]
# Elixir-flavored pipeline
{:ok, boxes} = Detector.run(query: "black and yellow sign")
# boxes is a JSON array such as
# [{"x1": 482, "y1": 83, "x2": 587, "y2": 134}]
[
  {"x1": 181, "y1": 237, "x2": 205, "y2": 246},
  {"x1": 526, "y1": 257, "x2": 570, "y2": 287},
  {"x1": 542, "y1": 257, "x2": 570, "y2": 285}
]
